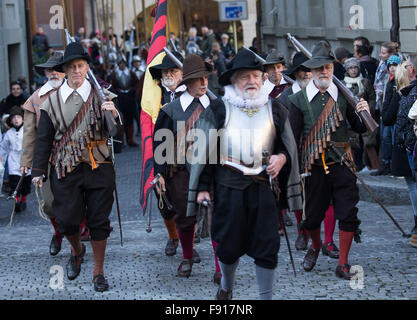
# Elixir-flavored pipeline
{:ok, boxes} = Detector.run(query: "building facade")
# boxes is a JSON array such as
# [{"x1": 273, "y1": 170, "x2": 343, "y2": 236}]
[
  {"x1": 0, "y1": 0, "x2": 29, "y2": 99},
  {"x1": 260, "y1": 0, "x2": 417, "y2": 60}
]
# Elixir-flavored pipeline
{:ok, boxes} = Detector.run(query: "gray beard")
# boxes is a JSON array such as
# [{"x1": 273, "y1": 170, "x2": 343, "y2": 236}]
[
  {"x1": 296, "y1": 79, "x2": 310, "y2": 89},
  {"x1": 162, "y1": 77, "x2": 175, "y2": 88},
  {"x1": 48, "y1": 79, "x2": 63, "y2": 88},
  {"x1": 313, "y1": 77, "x2": 331, "y2": 90},
  {"x1": 234, "y1": 86, "x2": 261, "y2": 100}
]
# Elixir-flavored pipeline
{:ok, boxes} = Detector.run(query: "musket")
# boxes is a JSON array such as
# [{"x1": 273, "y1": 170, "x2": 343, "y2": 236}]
[
  {"x1": 286, "y1": 33, "x2": 379, "y2": 136},
  {"x1": 163, "y1": 47, "x2": 218, "y2": 101},
  {"x1": 263, "y1": 150, "x2": 297, "y2": 277},
  {"x1": 65, "y1": 29, "x2": 120, "y2": 137},
  {"x1": 242, "y1": 46, "x2": 295, "y2": 86},
  {"x1": 170, "y1": 38, "x2": 179, "y2": 53},
  {"x1": 148, "y1": 173, "x2": 175, "y2": 233},
  {"x1": 328, "y1": 143, "x2": 410, "y2": 238},
  {"x1": 196, "y1": 199, "x2": 210, "y2": 239}
]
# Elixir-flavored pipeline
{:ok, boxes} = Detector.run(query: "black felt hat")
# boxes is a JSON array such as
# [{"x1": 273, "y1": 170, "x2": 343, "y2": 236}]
[
  {"x1": 263, "y1": 49, "x2": 286, "y2": 68},
  {"x1": 35, "y1": 51, "x2": 64, "y2": 75},
  {"x1": 149, "y1": 52, "x2": 184, "y2": 80},
  {"x1": 283, "y1": 52, "x2": 310, "y2": 78},
  {"x1": 302, "y1": 41, "x2": 335, "y2": 69},
  {"x1": 53, "y1": 42, "x2": 91, "y2": 72},
  {"x1": 218, "y1": 49, "x2": 263, "y2": 86}
]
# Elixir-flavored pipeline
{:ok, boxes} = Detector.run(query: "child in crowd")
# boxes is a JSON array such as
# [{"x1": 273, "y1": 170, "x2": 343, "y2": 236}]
[{"x1": 0, "y1": 106, "x2": 31, "y2": 211}]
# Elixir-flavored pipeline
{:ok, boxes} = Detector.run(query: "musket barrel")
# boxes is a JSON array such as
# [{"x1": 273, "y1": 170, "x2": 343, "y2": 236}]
[
  {"x1": 163, "y1": 47, "x2": 218, "y2": 101},
  {"x1": 242, "y1": 46, "x2": 295, "y2": 85},
  {"x1": 66, "y1": 29, "x2": 119, "y2": 137}
]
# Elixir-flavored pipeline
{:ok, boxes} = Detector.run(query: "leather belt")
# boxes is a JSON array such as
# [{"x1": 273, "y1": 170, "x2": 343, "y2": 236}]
[
  {"x1": 330, "y1": 141, "x2": 350, "y2": 148},
  {"x1": 223, "y1": 164, "x2": 269, "y2": 183}
]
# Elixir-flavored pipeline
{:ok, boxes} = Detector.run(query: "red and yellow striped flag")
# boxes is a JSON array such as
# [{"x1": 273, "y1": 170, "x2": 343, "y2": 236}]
[{"x1": 140, "y1": 0, "x2": 167, "y2": 212}]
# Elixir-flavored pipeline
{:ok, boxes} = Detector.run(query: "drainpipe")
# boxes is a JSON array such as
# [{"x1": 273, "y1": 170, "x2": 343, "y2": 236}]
[
  {"x1": 391, "y1": 0, "x2": 399, "y2": 43},
  {"x1": 91, "y1": 0, "x2": 96, "y2": 32}
]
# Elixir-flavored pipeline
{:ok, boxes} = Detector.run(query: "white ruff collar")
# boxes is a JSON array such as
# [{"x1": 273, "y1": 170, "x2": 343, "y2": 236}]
[{"x1": 223, "y1": 85, "x2": 269, "y2": 109}]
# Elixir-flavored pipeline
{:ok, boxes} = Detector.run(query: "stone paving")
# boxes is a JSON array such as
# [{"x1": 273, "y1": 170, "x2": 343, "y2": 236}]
[{"x1": 1, "y1": 142, "x2": 417, "y2": 300}]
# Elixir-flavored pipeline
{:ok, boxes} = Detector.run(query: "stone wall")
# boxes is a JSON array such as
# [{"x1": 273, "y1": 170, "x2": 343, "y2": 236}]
[{"x1": 0, "y1": 0, "x2": 28, "y2": 99}]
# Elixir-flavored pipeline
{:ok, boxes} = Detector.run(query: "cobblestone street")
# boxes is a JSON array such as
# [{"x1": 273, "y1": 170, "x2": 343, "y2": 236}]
[{"x1": 1, "y1": 142, "x2": 417, "y2": 300}]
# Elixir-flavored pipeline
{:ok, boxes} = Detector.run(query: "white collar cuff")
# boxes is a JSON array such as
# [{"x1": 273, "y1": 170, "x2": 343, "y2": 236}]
[
  {"x1": 60, "y1": 79, "x2": 92, "y2": 103},
  {"x1": 306, "y1": 79, "x2": 338, "y2": 102},
  {"x1": 180, "y1": 90, "x2": 210, "y2": 112},
  {"x1": 38, "y1": 82, "x2": 55, "y2": 97}
]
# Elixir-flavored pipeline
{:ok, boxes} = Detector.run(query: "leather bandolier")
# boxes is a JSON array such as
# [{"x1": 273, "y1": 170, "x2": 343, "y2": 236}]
[
  {"x1": 45, "y1": 85, "x2": 114, "y2": 180},
  {"x1": 298, "y1": 92, "x2": 352, "y2": 175}
]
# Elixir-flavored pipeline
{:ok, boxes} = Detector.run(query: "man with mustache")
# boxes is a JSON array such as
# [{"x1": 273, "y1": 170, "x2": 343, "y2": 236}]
[
  {"x1": 263, "y1": 49, "x2": 291, "y2": 99},
  {"x1": 279, "y1": 52, "x2": 340, "y2": 259},
  {"x1": 20, "y1": 52, "x2": 89, "y2": 257},
  {"x1": 149, "y1": 52, "x2": 185, "y2": 257},
  {"x1": 153, "y1": 54, "x2": 212, "y2": 278},
  {"x1": 187, "y1": 50, "x2": 302, "y2": 299},
  {"x1": 287, "y1": 41, "x2": 370, "y2": 280}
]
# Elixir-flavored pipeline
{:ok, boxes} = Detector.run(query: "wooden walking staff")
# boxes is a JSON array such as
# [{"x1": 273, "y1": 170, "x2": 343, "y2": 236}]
[
  {"x1": 132, "y1": 0, "x2": 141, "y2": 50},
  {"x1": 102, "y1": 0, "x2": 111, "y2": 65},
  {"x1": 142, "y1": 0, "x2": 148, "y2": 48},
  {"x1": 94, "y1": 0, "x2": 107, "y2": 70},
  {"x1": 121, "y1": 0, "x2": 127, "y2": 58},
  {"x1": 286, "y1": 33, "x2": 379, "y2": 136}
]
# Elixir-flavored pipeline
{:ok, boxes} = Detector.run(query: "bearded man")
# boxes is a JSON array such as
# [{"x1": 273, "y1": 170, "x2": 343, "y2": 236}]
[
  {"x1": 20, "y1": 51, "x2": 88, "y2": 257},
  {"x1": 186, "y1": 49, "x2": 302, "y2": 300},
  {"x1": 278, "y1": 52, "x2": 339, "y2": 258},
  {"x1": 288, "y1": 41, "x2": 370, "y2": 280}
]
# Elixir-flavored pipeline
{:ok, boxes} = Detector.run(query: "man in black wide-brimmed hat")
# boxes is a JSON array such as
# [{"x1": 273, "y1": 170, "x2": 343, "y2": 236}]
[
  {"x1": 31, "y1": 42, "x2": 121, "y2": 292},
  {"x1": 287, "y1": 41, "x2": 370, "y2": 280},
  {"x1": 280, "y1": 52, "x2": 340, "y2": 258},
  {"x1": 187, "y1": 49, "x2": 302, "y2": 300},
  {"x1": 153, "y1": 54, "x2": 212, "y2": 278},
  {"x1": 20, "y1": 51, "x2": 78, "y2": 257}
]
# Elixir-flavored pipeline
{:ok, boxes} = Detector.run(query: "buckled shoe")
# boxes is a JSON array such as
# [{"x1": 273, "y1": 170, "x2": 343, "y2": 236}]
[
  {"x1": 322, "y1": 242, "x2": 339, "y2": 259},
  {"x1": 335, "y1": 264, "x2": 357, "y2": 280},
  {"x1": 303, "y1": 246, "x2": 320, "y2": 271},
  {"x1": 66, "y1": 243, "x2": 86, "y2": 280}
]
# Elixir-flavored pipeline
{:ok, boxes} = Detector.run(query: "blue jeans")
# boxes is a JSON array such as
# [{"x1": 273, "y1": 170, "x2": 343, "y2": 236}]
[{"x1": 380, "y1": 121, "x2": 394, "y2": 164}]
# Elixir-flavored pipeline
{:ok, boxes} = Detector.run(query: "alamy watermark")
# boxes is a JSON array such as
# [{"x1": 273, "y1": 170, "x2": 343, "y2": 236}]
[
  {"x1": 349, "y1": 265, "x2": 365, "y2": 290},
  {"x1": 349, "y1": 5, "x2": 364, "y2": 30},
  {"x1": 49, "y1": 5, "x2": 64, "y2": 30},
  {"x1": 49, "y1": 265, "x2": 65, "y2": 290},
  {"x1": 153, "y1": 124, "x2": 266, "y2": 167}
]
